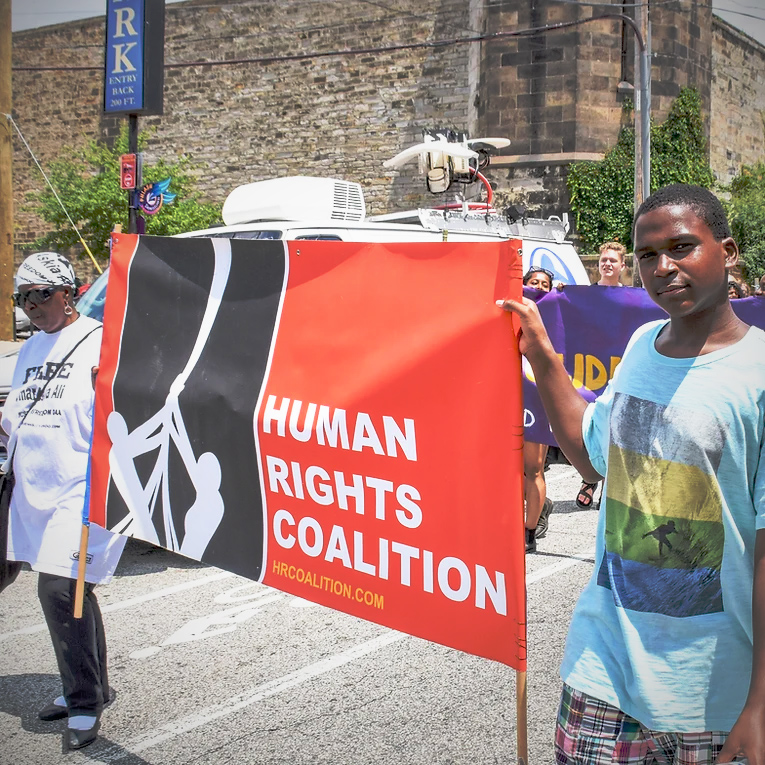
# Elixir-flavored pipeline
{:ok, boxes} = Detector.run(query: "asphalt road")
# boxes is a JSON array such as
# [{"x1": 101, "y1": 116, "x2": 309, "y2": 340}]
[{"x1": 0, "y1": 463, "x2": 597, "y2": 765}]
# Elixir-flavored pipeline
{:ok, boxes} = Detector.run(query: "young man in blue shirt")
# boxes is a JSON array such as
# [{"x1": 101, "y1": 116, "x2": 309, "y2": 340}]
[{"x1": 500, "y1": 184, "x2": 765, "y2": 764}]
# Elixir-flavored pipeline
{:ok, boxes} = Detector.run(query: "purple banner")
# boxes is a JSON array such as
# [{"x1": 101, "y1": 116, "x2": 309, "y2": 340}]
[{"x1": 523, "y1": 288, "x2": 765, "y2": 445}]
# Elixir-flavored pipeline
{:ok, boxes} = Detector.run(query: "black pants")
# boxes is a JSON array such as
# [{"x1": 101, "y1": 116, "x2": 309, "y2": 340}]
[{"x1": 37, "y1": 573, "x2": 109, "y2": 717}]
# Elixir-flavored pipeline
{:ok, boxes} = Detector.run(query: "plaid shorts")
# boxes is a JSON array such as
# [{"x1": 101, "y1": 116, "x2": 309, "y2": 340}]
[{"x1": 554, "y1": 684, "x2": 729, "y2": 765}]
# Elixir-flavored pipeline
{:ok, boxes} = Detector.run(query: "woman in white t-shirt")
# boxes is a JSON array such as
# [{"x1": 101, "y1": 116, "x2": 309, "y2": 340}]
[{"x1": 2, "y1": 252, "x2": 125, "y2": 751}]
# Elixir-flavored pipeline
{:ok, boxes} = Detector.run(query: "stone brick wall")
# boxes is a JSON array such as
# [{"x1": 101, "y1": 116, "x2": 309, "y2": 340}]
[
  {"x1": 477, "y1": 0, "x2": 716, "y2": 216},
  {"x1": 11, "y1": 0, "x2": 480, "y2": 253},
  {"x1": 649, "y1": 1, "x2": 713, "y2": 124},
  {"x1": 478, "y1": 2, "x2": 627, "y2": 159},
  {"x1": 710, "y1": 17, "x2": 765, "y2": 185},
  {"x1": 9, "y1": 0, "x2": 765, "y2": 263},
  {"x1": 12, "y1": 21, "x2": 108, "y2": 249}
]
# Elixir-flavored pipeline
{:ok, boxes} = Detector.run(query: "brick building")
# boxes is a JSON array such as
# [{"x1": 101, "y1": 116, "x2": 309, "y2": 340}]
[{"x1": 10, "y1": 0, "x2": 765, "y2": 260}]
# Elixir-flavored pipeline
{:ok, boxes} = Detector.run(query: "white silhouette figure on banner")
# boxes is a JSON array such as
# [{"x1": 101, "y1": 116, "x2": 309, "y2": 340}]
[
  {"x1": 107, "y1": 239, "x2": 231, "y2": 558},
  {"x1": 180, "y1": 452, "x2": 224, "y2": 558}
]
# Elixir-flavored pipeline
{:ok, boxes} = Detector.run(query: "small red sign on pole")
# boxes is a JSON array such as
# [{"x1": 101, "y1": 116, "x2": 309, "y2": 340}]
[{"x1": 120, "y1": 154, "x2": 137, "y2": 190}]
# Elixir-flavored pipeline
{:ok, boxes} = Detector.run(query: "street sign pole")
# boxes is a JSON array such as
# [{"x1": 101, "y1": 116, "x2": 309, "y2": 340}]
[
  {"x1": 633, "y1": 1, "x2": 651, "y2": 287},
  {"x1": 128, "y1": 114, "x2": 139, "y2": 234},
  {"x1": 103, "y1": 0, "x2": 165, "y2": 235}
]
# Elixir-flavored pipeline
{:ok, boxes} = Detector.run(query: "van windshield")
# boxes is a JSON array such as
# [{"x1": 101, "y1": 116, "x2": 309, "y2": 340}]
[
  {"x1": 203, "y1": 231, "x2": 283, "y2": 240},
  {"x1": 76, "y1": 268, "x2": 110, "y2": 322}
]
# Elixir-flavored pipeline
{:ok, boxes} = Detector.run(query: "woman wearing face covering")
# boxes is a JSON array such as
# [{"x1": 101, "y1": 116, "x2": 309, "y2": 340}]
[{"x1": 2, "y1": 252, "x2": 125, "y2": 751}]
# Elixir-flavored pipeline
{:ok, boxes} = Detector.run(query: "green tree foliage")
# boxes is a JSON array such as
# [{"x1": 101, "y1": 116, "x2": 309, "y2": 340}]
[
  {"x1": 567, "y1": 88, "x2": 715, "y2": 252},
  {"x1": 27, "y1": 124, "x2": 221, "y2": 261},
  {"x1": 726, "y1": 162, "x2": 765, "y2": 284}
]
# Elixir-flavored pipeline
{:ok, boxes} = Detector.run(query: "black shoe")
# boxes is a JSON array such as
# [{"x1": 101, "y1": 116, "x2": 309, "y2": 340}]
[
  {"x1": 38, "y1": 702, "x2": 68, "y2": 722},
  {"x1": 525, "y1": 527, "x2": 537, "y2": 553},
  {"x1": 65, "y1": 721, "x2": 100, "y2": 751},
  {"x1": 43, "y1": 689, "x2": 113, "y2": 724},
  {"x1": 535, "y1": 497, "x2": 554, "y2": 539}
]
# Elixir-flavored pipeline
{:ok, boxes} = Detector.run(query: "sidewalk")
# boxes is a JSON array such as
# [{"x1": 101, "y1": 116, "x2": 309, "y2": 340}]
[{"x1": 0, "y1": 340, "x2": 23, "y2": 354}]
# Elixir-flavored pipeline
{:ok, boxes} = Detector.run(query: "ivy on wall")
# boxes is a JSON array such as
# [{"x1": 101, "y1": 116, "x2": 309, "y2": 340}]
[
  {"x1": 726, "y1": 161, "x2": 765, "y2": 285},
  {"x1": 567, "y1": 88, "x2": 714, "y2": 253}
]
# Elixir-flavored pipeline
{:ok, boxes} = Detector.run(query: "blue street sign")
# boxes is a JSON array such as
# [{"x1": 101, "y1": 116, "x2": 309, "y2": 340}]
[
  {"x1": 105, "y1": 0, "x2": 145, "y2": 112},
  {"x1": 104, "y1": 0, "x2": 164, "y2": 115}
]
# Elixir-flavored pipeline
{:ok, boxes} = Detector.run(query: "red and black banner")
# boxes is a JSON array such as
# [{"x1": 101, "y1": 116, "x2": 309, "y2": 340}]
[{"x1": 90, "y1": 234, "x2": 527, "y2": 668}]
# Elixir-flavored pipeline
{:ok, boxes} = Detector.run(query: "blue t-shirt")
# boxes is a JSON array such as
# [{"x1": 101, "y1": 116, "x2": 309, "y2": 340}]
[{"x1": 561, "y1": 320, "x2": 765, "y2": 732}]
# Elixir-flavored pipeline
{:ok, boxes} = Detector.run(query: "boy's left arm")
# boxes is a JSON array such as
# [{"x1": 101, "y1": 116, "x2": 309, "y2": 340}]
[{"x1": 716, "y1": 528, "x2": 765, "y2": 765}]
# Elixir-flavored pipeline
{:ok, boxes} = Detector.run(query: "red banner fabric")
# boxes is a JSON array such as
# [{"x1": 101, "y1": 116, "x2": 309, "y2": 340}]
[{"x1": 90, "y1": 234, "x2": 527, "y2": 668}]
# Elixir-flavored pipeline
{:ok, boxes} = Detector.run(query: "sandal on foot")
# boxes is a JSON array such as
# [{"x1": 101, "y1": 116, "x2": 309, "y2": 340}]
[{"x1": 576, "y1": 481, "x2": 598, "y2": 509}]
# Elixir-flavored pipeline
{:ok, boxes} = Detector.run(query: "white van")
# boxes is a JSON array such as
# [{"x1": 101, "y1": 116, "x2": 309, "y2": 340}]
[{"x1": 174, "y1": 176, "x2": 589, "y2": 286}]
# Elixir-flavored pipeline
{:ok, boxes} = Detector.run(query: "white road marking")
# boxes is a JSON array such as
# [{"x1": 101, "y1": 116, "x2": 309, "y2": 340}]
[
  {"x1": 0, "y1": 570, "x2": 235, "y2": 642},
  {"x1": 213, "y1": 580, "x2": 274, "y2": 604},
  {"x1": 97, "y1": 631, "x2": 406, "y2": 761},
  {"x1": 1, "y1": 547, "x2": 591, "y2": 646},
  {"x1": 2, "y1": 462, "x2": 592, "y2": 761},
  {"x1": 100, "y1": 571, "x2": 236, "y2": 614},
  {"x1": 526, "y1": 550, "x2": 595, "y2": 586},
  {"x1": 161, "y1": 596, "x2": 283, "y2": 646},
  {"x1": 130, "y1": 646, "x2": 162, "y2": 659},
  {"x1": 88, "y1": 548, "x2": 595, "y2": 759}
]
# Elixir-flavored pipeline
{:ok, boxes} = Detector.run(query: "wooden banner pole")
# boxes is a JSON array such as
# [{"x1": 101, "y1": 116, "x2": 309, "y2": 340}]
[
  {"x1": 73, "y1": 523, "x2": 90, "y2": 619},
  {"x1": 517, "y1": 668, "x2": 528, "y2": 764}
]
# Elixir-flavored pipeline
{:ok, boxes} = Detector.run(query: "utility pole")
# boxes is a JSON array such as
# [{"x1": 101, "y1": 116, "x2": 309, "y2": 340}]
[
  {"x1": 633, "y1": 0, "x2": 651, "y2": 286},
  {"x1": 0, "y1": 0, "x2": 14, "y2": 340}
]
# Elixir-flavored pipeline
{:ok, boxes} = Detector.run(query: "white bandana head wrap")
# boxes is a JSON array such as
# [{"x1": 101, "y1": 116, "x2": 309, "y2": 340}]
[{"x1": 15, "y1": 252, "x2": 77, "y2": 290}]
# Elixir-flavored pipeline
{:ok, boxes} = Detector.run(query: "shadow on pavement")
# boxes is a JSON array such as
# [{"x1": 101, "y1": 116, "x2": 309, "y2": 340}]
[
  {"x1": 546, "y1": 499, "x2": 600, "y2": 517},
  {"x1": 0, "y1": 672, "x2": 64, "y2": 736},
  {"x1": 71, "y1": 737, "x2": 155, "y2": 764},
  {"x1": 0, "y1": 675, "x2": 153, "y2": 763},
  {"x1": 114, "y1": 537, "x2": 209, "y2": 577}
]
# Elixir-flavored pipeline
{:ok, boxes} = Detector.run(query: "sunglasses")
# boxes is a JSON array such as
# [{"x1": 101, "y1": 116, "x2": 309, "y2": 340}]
[
  {"x1": 12, "y1": 286, "x2": 62, "y2": 308},
  {"x1": 524, "y1": 267, "x2": 554, "y2": 282}
]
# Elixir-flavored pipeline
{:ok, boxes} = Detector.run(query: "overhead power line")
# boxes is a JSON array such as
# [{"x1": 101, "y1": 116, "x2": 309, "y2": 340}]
[
  {"x1": 13, "y1": 0, "x2": 763, "y2": 55},
  {"x1": 13, "y1": 13, "x2": 644, "y2": 73},
  {"x1": 4, "y1": 114, "x2": 103, "y2": 274},
  {"x1": 712, "y1": 7, "x2": 765, "y2": 22},
  {"x1": 12, "y1": 0, "x2": 478, "y2": 49}
]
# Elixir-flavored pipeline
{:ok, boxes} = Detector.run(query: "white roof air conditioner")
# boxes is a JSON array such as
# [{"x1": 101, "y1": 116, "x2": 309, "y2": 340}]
[{"x1": 222, "y1": 176, "x2": 366, "y2": 226}]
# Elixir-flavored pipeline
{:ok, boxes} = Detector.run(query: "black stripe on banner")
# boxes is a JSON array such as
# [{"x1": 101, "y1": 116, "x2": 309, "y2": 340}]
[{"x1": 106, "y1": 235, "x2": 287, "y2": 581}]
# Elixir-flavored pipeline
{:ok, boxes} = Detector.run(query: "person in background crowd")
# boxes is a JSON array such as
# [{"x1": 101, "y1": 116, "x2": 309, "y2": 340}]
[
  {"x1": 2, "y1": 252, "x2": 125, "y2": 751},
  {"x1": 76, "y1": 282, "x2": 92, "y2": 301},
  {"x1": 755, "y1": 274, "x2": 765, "y2": 296},
  {"x1": 595, "y1": 242, "x2": 627, "y2": 287},
  {"x1": 521, "y1": 266, "x2": 555, "y2": 553},
  {"x1": 574, "y1": 242, "x2": 629, "y2": 510},
  {"x1": 728, "y1": 279, "x2": 744, "y2": 299},
  {"x1": 500, "y1": 184, "x2": 765, "y2": 765}
]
